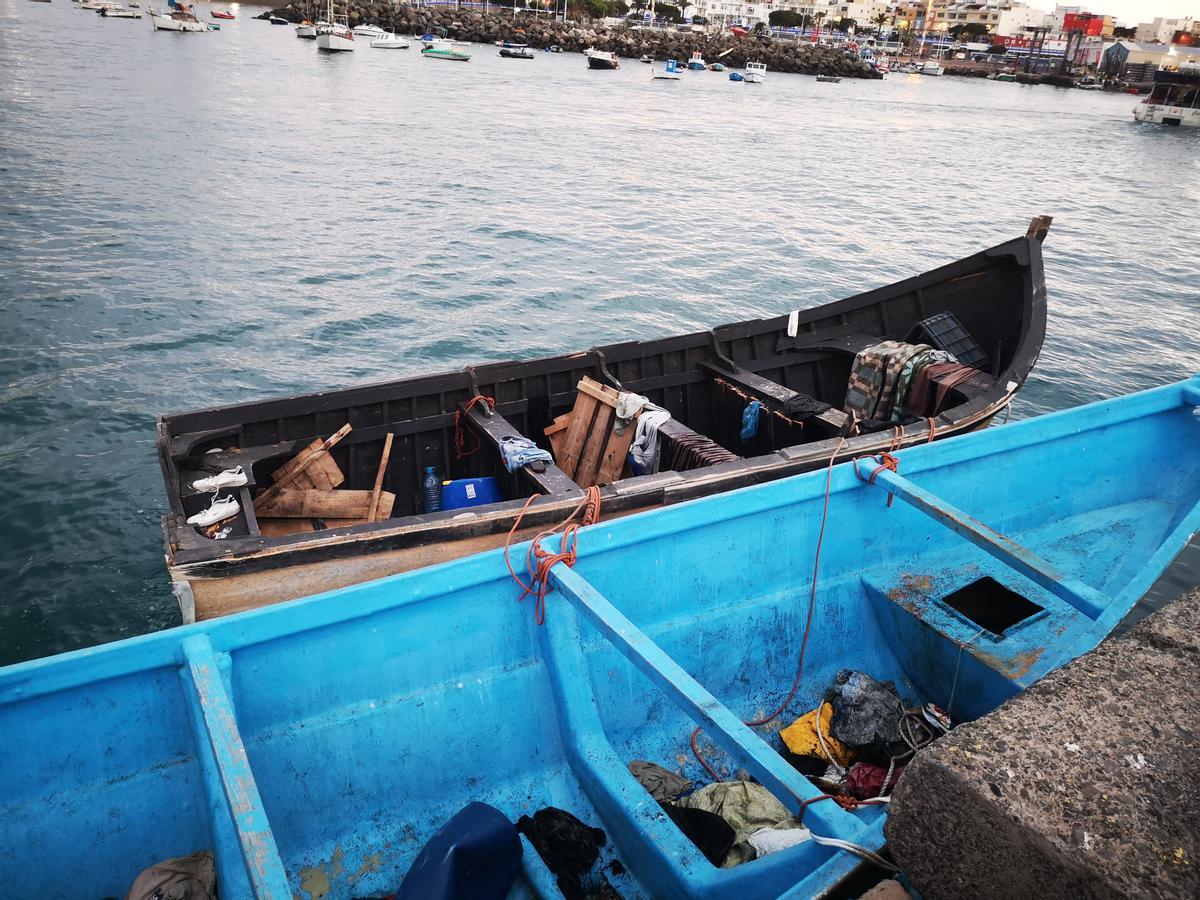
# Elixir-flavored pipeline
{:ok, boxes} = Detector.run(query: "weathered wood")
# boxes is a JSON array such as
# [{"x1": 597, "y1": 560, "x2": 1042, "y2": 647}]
[
  {"x1": 559, "y1": 393, "x2": 598, "y2": 479},
  {"x1": 1026, "y1": 214, "x2": 1053, "y2": 243},
  {"x1": 368, "y1": 433, "x2": 394, "y2": 522},
  {"x1": 545, "y1": 415, "x2": 571, "y2": 460},
  {"x1": 576, "y1": 401, "x2": 615, "y2": 487},
  {"x1": 272, "y1": 437, "x2": 344, "y2": 491},
  {"x1": 596, "y1": 415, "x2": 638, "y2": 486},
  {"x1": 256, "y1": 489, "x2": 394, "y2": 521},
  {"x1": 462, "y1": 403, "x2": 579, "y2": 495},
  {"x1": 254, "y1": 424, "x2": 351, "y2": 510},
  {"x1": 576, "y1": 376, "x2": 619, "y2": 408}
]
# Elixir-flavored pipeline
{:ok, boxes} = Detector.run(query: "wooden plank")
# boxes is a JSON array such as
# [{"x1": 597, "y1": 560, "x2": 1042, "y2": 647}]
[
  {"x1": 254, "y1": 424, "x2": 351, "y2": 510},
  {"x1": 368, "y1": 433, "x2": 395, "y2": 522},
  {"x1": 545, "y1": 414, "x2": 571, "y2": 461},
  {"x1": 577, "y1": 377, "x2": 619, "y2": 408},
  {"x1": 558, "y1": 393, "x2": 598, "y2": 479},
  {"x1": 272, "y1": 438, "x2": 344, "y2": 491},
  {"x1": 256, "y1": 489, "x2": 395, "y2": 520},
  {"x1": 596, "y1": 413, "x2": 638, "y2": 485},
  {"x1": 575, "y1": 401, "x2": 614, "y2": 487}
]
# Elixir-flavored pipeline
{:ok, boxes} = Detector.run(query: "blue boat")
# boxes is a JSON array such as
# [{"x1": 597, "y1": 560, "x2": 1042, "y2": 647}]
[
  {"x1": 4, "y1": 378, "x2": 1200, "y2": 899},
  {"x1": 730, "y1": 71, "x2": 744, "y2": 81}
]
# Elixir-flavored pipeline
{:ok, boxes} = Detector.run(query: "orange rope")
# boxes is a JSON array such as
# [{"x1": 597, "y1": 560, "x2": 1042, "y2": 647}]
[
  {"x1": 691, "y1": 435, "x2": 848, "y2": 781},
  {"x1": 454, "y1": 395, "x2": 495, "y2": 459},
  {"x1": 857, "y1": 451, "x2": 899, "y2": 507},
  {"x1": 926, "y1": 416, "x2": 937, "y2": 443},
  {"x1": 504, "y1": 485, "x2": 602, "y2": 625}
]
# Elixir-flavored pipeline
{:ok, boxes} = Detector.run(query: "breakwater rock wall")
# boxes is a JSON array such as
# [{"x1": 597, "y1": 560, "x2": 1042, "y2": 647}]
[{"x1": 266, "y1": 5, "x2": 882, "y2": 78}]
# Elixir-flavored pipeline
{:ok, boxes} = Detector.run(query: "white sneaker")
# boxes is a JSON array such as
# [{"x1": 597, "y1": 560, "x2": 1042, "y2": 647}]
[
  {"x1": 191, "y1": 466, "x2": 248, "y2": 492},
  {"x1": 186, "y1": 494, "x2": 241, "y2": 527}
]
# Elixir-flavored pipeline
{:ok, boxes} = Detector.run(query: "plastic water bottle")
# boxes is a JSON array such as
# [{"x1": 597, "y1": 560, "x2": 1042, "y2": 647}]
[{"x1": 422, "y1": 465, "x2": 442, "y2": 513}]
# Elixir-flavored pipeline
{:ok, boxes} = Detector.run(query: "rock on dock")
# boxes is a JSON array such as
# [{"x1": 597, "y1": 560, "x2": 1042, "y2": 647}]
[{"x1": 886, "y1": 590, "x2": 1200, "y2": 899}]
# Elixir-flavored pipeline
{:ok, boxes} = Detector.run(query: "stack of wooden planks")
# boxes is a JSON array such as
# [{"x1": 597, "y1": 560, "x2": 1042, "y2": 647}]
[
  {"x1": 544, "y1": 377, "x2": 638, "y2": 489},
  {"x1": 254, "y1": 425, "x2": 396, "y2": 537}
]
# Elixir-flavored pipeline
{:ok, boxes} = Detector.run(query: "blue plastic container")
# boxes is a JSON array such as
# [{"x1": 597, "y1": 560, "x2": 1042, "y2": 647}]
[{"x1": 441, "y1": 477, "x2": 503, "y2": 511}]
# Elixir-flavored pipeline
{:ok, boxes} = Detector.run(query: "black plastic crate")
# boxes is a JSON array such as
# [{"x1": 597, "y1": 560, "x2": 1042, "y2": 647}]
[{"x1": 907, "y1": 312, "x2": 989, "y2": 371}]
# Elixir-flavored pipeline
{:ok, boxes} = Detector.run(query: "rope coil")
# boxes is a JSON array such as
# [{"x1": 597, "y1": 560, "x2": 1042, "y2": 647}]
[{"x1": 454, "y1": 395, "x2": 496, "y2": 459}]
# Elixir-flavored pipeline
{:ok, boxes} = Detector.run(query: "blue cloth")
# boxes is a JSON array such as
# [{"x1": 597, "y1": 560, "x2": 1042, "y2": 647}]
[
  {"x1": 740, "y1": 401, "x2": 763, "y2": 443},
  {"x1": 499, "y1": 436, "x2": 553, "y2": 473}
]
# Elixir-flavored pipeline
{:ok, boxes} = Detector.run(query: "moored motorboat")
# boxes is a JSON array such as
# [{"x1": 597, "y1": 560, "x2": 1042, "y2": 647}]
[
  {"x1": 422, "y1": 43, "x2": 470, "y2": 61},
  {"x1": 816, "y1": 74, "x2": 841, "y2": 83},
  {"x1": 709, "y1": 62, "x2": 726, "y2": 72},
  {"x1": 351, "y1": 22, "x2": 385, "y2": 37},
  {"x1": 370, "y1": 31, "x2": 409, "y2": 49},
  {"x1": 585, "y1": 47, "x2": 619, "y2": 69},
  {"x1": 744, "y1": 60, "x2": 766, "y2": 83},
  {"x1": 8, "y1": 371, "x2": 1200, "y2": 899},
  {"x1": 268, "y1": 14, "x2": 288, "y2": 25},
  {"x1": 652, "y1": 58, "x2": 683, "y2": 80},
  {"x1": 156, "y1": 220, "x2": 1053, "y2": 620},
  {"x1": 640, "y1": 53, "x2": 653, "y2": 63},
  {"x1": 687, "y1": 49, "x2": 706, "y2": 70},
  {"x1": 209, "y1": 8, "x2": 233, "y2": 19},
  {"x1": 920, "y1": 60, "x2": 945, "y2": 76},
  {"x1": 101, "y1": 4, "x2": 141, "y2": 16},
  {"x1": 147, "y1": 3, "x2": 205, "y2": 31},
  {"x1": 1134, "y1": 61, "x2": 1200, "y2": 127},
  {"x1": 295, "y1": 19, "x2": 317, "y2": 38}
]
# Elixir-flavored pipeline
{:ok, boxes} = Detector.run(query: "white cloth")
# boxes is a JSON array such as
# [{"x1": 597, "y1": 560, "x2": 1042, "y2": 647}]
[
  {"x1": 748, "y1": 826, "x2": 811, "y2": 859},
  {"x1": 614, "y1": 392, "x2": 650, "y2": 436},
  {"x1": 629, "y1": 405, "x2": 671, "y2": 474}
]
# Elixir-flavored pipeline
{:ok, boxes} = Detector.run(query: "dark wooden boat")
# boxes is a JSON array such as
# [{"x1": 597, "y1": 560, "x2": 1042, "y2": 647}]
[{"x1": 158, "y1": 220, "x2": 1051, "y2": 621}]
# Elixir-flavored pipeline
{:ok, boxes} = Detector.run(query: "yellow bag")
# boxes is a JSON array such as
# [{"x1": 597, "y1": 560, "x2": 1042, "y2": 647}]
[{"x1": 779, "y1": 704, "x2": 854, "y2": 767}]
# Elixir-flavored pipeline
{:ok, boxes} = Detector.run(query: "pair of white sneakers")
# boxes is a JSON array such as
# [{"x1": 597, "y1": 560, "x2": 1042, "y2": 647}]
[{"x1": 187, "y1": 466, "x2": 249, "y2": 527}]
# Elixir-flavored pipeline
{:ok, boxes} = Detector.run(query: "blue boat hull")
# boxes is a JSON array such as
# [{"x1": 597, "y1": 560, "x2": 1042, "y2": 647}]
[{"x1": 4, "y1": 378, "x2": 1200, "y2": 899}]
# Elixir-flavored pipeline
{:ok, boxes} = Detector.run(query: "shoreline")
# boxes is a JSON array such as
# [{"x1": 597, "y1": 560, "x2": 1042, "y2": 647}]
[{"x1": 263, "y1": 5, "x2": 884, "y2": 79}]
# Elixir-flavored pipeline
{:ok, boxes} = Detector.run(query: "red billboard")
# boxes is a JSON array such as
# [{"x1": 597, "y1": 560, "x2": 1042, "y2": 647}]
[{"x1": 1063, "y1": 12, "x2": 1105, "y2": 36}]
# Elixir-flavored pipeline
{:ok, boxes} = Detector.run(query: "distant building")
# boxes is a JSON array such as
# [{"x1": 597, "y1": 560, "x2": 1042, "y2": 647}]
[
  {"x1": 1102, "y1": 39, "x2": 1200, "y2": 80},
  {"x1": 1134, "y1": 17, "x2": 1196, "y2": 45},
  {"x1": 1061, "y1": 10, "x2": 1113, "y2": 37}
]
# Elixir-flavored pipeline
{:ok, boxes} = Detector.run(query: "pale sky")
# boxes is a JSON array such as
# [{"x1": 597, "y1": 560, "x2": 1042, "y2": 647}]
[{"x1": 1093, "y1": 1, "x2": 1198, "y2": 25}]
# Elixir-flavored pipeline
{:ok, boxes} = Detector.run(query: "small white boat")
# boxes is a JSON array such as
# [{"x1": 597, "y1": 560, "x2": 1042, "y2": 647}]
[
  {"x1": 352, "y1": 23, "x2": 385, "y2": 38},
  {"x1": 370, "y1": 31, "x2": 409, "y2": 49},
  {"x1": 744, "y1": 60, "x2": 766, "y2": 83},
  {"x1": 148, "y1": 3, "x2": 205, "y2": 31},
  {"x1": 686, "y1": 50, "x2": 706, "y2": 71},
  {"x1": 898, "y1": 62, "x2": 921, "y2": 74},
  {"x1": 585, "y1": 48, "x2": 619, "y2": 70},
  {"x1": 101, "y1": 5, "x2": 142, "y2": 15},
  {"x1": 652, "y1": 58, "x2": 683, "y2": 80},
  {"x1": 79, "y1": 0, "x2": 115, "y2": 8},
  {"x1": 295, "y1": 20, "x2": 318, "y2": 39},
  {"x1": 1134, "y1": 61, "x2": 1200, "y2": 127},
  {"x1": 920, "y1": 60, "x2": 945, "y2": 76},
  {"x1": 816, "y1": 74, "x2": 841, "y2": 83}
]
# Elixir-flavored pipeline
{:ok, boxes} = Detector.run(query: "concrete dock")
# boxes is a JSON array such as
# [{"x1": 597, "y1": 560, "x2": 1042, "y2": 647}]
[{"x1": 886, "y1": 590, "x2": 1200, "y2": 899}]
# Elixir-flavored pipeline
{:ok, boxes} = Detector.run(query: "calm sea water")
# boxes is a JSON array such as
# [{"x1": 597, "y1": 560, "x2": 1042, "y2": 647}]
[{"x1": 1, "y1": 2, "x2": 1198, "y2": 666}]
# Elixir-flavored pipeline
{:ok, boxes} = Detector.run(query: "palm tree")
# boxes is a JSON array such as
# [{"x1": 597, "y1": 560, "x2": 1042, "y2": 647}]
[
  {"x1": 814, "y1": 9, "x2": 826, "y2": 39},
  {"x1": 873, "y1": 10, "x2": 888, "y2": 36}
]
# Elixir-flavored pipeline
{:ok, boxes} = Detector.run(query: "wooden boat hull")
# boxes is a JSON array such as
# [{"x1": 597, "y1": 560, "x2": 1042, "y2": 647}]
[
  {"x1": 8, "y1": 377, "x2": 1200, "y2": 899},
  {"x1": 159, "y1": 227, "x2": 1050, "y2": 621}
]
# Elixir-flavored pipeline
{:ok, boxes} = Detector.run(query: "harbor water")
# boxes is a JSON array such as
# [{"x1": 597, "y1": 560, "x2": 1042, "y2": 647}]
[{"x1": 1, "y1": 2, "x2": 1198, "y2": 666}]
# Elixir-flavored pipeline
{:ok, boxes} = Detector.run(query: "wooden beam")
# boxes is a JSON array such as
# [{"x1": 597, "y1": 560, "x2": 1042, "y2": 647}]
[
  {"x1": 461, "y1": 402, "x2": 580, "y2": 496},
  {"x1": 254, "y1": 489, "x2": 394, "y2": 521},
  {"x1": 368, "y1": 433, "x2": 394, "y2": 522}
]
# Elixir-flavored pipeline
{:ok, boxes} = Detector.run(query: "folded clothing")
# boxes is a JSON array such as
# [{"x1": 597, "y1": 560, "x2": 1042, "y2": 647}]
[{"x1": 499, "y1": 435, "x2": 553, "y2": 472}]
